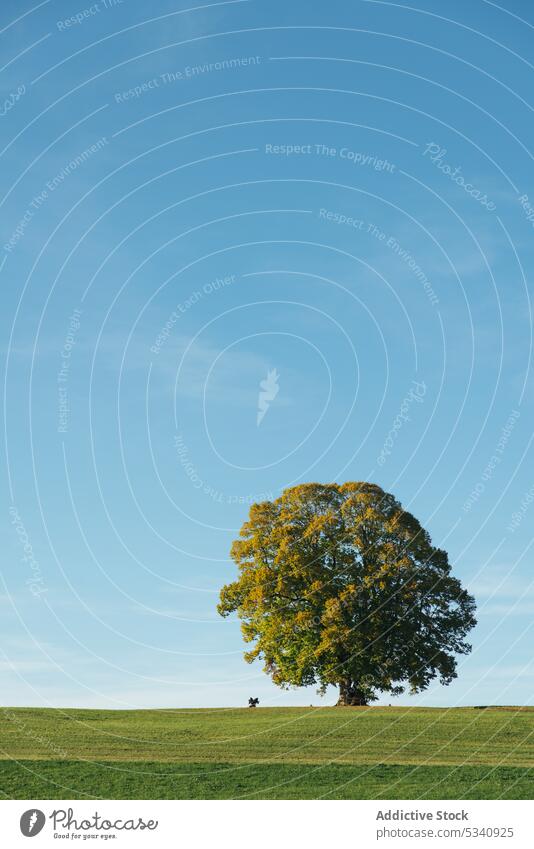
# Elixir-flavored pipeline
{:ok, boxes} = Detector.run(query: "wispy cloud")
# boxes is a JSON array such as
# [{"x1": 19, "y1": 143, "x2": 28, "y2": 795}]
[{"x1": 468, "y1": 567, "x2": 534, "y2": 616}]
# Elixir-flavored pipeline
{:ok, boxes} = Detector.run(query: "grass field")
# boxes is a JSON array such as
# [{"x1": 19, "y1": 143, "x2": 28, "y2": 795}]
[{"x1": 1, "y1": 706, "x2": 533, "y2": 799}]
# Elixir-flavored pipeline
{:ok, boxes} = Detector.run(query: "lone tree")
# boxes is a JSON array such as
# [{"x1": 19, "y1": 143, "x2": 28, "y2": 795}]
[{"x1": 218, "y1": 483, "x2": 476, "y2": 705}]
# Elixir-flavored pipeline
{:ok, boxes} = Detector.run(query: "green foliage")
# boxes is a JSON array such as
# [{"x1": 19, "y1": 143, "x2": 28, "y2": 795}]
[{"x1": 218, "y1": 483, "x2": 477, "y2": 703}]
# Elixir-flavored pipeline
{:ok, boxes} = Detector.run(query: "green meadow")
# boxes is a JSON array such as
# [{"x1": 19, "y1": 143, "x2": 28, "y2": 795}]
[{"x1": 1, "y1": 706, "x2": 533, "y2": 799}]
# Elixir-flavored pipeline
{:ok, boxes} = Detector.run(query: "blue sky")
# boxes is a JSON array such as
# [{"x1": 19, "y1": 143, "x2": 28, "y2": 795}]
[{"x1": 1, "y1": 0, "x2": 534, "y2": 709}]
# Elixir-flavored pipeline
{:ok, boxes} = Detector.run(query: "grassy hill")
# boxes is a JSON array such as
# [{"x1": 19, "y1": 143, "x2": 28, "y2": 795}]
[{"x1": 1, "y1": 706, "x2": 533, "y2": 799}]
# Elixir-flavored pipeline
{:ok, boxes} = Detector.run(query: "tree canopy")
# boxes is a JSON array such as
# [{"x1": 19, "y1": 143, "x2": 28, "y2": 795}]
[{"x1": 218, "y1": 482, "x2": 477, "y2": 705}]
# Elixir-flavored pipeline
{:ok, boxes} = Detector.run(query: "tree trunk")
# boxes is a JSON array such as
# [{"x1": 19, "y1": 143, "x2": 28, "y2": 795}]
[{"x1": 336, "y1": 681, "x2": 368, "y2": 706}]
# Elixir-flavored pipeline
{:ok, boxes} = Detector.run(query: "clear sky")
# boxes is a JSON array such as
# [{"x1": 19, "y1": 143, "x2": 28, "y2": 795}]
[{"x1": 1, "y1": 0, "x2": 534, "y2": 709}]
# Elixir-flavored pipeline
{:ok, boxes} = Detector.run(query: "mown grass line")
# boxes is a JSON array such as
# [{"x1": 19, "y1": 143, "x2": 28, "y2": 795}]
[{"x1": 2, "y1": 707, "x2": 534, "y2": 765}]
